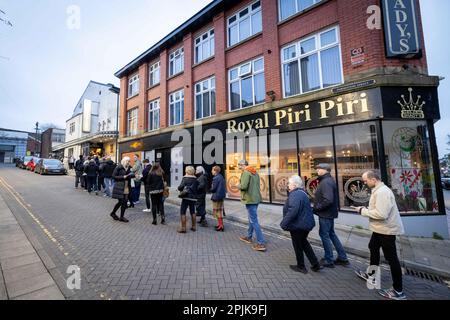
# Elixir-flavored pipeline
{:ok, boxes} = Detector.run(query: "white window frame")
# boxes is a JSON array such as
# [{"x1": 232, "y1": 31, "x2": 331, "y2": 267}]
[
  {"x1": 169, "y1": 90, "x2": 184, "y2": 126},
  {"x1": 194, "y1": 29, "x2": 215, "y2": 64},
  {"x1": 69, "y1": 122, "x2": 75, "y2": 134},
  {"x1": 227, "y1": 0, "x2": 262, "y2": 47},
  {"x1": 128, "y1": 74, "x2": 139, "y2": 98},
  {"x1": 278, "y1": 0, "x2": 322, "y2": 22},
  {"x1": 127, "y1": 108, "x2": 138, "y2": 136},
  {"x1": 195, "y1": 76, "x2": 216, "y2": 120},
  {"x1": 149, "y1": 61, "x2": 160, "y2": 87},
  {"x1": 228, "y1": 57, "x2": 265, "y2": 112},
  {"x1": 148, "y1": 99, "x2": 160, "y2": 132},
  {"x1": 281, "y1": 26, "x2": 343, "y2": 98},
  {"x1": 169, "y1": 47, "x2": 184, "y2": 77}
]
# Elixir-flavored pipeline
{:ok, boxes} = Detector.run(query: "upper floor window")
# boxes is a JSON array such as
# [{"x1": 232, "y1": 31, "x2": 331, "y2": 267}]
[
  {"x1": 169, "y1": 90, "x2": 184, "y2": 126},
  {"x1": 195, "y1": 29, "x2": 215, "y2": 64},
  {"x1": 127, "y1": 108, "x2": 138, "y2": 136},
  {"x1": 229, "y1": 57, "x2": 265, "y2": 111},
  {"x1": 228, "y1": 1, "x2": 262, "y2": 47},
  {"x1": 69, "y1": 122, "x2": 75, "y2": 134},
  {"x1": 128, "y1": 74, "x2": 139, "y2": 97},
  {"x1": 195, "y1": 77, "x2": 216, "y2": 120},
  {"x1": 149, "y1": 61, "x2": 160, "y2": 87},
  {"x1": 148, "y1": 99, "x2": 160, "y2": 131},
  {"x1": 169, "y1": 48, "x2": 184, "y2": 77},
  {"x1": 279, "y1": 0, "x2": 322, "y2": 21},
  {"x1": 281, "y1": 26, "x2": 342, "y2": 98}
]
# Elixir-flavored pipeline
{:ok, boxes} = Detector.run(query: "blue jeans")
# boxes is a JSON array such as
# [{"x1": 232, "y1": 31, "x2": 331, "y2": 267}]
[
  {"x1": 246, "y1": 204, "x2": 265, "y2": 245},
  {"x1": 131, "y1": 180, "x2": 142, "y2": 203},
  {"x1": 104, "y1": 178, "x2": 114, "y2": 197},
  {"x1": 319, "y1": 217, "x2": 348, "y2": 263}
]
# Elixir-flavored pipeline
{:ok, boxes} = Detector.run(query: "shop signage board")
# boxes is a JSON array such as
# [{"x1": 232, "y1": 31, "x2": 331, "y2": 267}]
[{"x1": 351, "y1": 47, "x2": 365, "y2": 65}]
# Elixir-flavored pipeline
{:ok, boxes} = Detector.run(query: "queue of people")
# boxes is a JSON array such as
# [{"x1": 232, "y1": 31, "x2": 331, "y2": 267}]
[{"x1": 73, "y1": 153, "x2": 407, "y2": 300}]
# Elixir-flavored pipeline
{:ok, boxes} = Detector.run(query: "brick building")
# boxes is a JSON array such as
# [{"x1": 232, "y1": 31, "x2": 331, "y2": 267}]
[{"x1": 114, "y1": 0, "x2": 447, "y2": 238}]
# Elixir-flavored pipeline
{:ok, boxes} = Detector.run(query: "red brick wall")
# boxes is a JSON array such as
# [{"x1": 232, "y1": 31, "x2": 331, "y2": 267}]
[{"x1": 118, "y1": 0, "x2": 429, "y2": 138}]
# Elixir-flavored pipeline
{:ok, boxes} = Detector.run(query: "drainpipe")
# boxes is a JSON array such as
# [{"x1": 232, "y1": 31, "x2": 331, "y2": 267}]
[{"x1": 108, "y1": 85, "x2": 120, "y2": 163}]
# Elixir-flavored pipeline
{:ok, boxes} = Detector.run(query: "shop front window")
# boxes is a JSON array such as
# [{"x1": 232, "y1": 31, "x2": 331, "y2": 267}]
[
  {"x1": 298, "y1": 128, "x2": 335, "y2": 199},
  {"x1": 270, "y1": 132, "x2": 298, "y2": 203},
  {"x1": 334, "y1": 122, "x2": 379, "y2": 209},
  {"x1": 225, "y1": 135, "x2": 270, "y2": 202},
  {"x1": 383, "y1": 121, "x2": 439, "y2": 214}
]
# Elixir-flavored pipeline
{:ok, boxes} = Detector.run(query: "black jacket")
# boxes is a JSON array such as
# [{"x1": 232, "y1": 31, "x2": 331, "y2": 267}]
[
  {"x1": 74, "y1": 159, "x2": 84, "y2": 172},
  {"x1": 112, "y1": 165, "x2": 133, "y2": 200},
  {"x1": 178, "y1": 176, "x2": 198, "y2": 201},
  {"x1": 101, "y1": 160, "x2": 116, "y2": 178},
  {"x1": 141, "y1": 165, "x2": 152, "y2": 184},
  {"x1": 196, "y1": 173, "x2": 208, "y2": 199},
  {"x1": 146, "y1": 173, "x2": 164, "y2": 193},
  {"x1": 313, "y1": 173, "x2": 339, "y2": 219},
  {"x1": 280, "y1": 188, "x2": 316, "y2": 232},
  {"x1": 84, "y1": 162, "x2": 99, "y2": 177}
]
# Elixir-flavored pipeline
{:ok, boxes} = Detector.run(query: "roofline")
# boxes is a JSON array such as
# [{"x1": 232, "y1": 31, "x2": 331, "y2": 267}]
[
  {"x1": 0, "y1": 128, "x2": 33, "y2": 134},
  {"x1": 114, "y1": 0, "x2": 225, "y2": 79}
]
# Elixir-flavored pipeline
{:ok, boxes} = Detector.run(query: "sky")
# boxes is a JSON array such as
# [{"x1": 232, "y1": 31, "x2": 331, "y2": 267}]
[{"x1": 0, "y1": 0, "x2": 449, "y2": 156}]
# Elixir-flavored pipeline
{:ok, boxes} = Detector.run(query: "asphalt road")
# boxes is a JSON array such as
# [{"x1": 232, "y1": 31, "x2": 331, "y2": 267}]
[{"x1": 0, "y1": 165, "x2": 449, "y2": 300}]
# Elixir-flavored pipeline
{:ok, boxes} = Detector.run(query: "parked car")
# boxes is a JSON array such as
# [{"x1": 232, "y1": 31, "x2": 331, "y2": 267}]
[
  {"x1": 442, "y1": 177, "x2": 450, "y2": 190},
  {"x1": 35, "y1": 159, "x2": 67, "y2": 175},
  {"x1": 26, "y1": 157, "x2": 40, "y2": 172},
  {"x1": 15, "y1": 157, "x2": 23, "y2": 168},
  {"x1": 20, "y1": 156, "x2": 33, "y2": 169}
]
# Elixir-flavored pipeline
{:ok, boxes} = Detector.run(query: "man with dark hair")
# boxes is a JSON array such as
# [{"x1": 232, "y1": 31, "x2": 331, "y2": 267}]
[
  {"x1": 74, "y1": 155, "x2": 85, "y2": 189},
  {"x1": 313, "y1": 163, "x2": 349, "y2": 268},
  {"x1": 354, "y1": 170, "x2": 406, "y2": 300}
]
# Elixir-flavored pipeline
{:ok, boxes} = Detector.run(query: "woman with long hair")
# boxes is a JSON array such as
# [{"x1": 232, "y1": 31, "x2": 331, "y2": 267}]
[
  {"x1": 147, "y1": 162, "x2": 166, "y2": 225},
  {"x1": 110, "y1": 157, "x2": 135, "y2": 223}
]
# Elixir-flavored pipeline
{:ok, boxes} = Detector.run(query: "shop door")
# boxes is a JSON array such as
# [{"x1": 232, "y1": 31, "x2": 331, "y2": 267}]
[{"x1": 170, "y1": 147, "x2": 184, "y2": 188}]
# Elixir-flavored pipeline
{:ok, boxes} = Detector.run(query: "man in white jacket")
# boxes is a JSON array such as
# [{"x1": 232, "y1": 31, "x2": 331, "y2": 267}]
[{"x1": 354, "y1": 170, "x2": 406, "y2": 300}]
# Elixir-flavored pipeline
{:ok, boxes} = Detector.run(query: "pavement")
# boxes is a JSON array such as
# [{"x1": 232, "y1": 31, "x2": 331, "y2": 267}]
[{"x1": 0, "y1": 164, "x2": 448, "y2": 300}]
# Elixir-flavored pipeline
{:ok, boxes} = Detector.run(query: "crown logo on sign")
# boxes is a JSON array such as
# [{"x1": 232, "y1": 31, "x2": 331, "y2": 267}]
[{"x1": 397, "y1": 87, "x2": 425, "y2": 119}]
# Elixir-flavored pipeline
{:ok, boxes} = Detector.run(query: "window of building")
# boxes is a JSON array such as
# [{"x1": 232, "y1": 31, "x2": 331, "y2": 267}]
[
  {"x1": 229, "y1": 57, "x2": 265, "y2": 111},
  {"x1": 227, "y1": 1, "x2": 262, "y2": 47},
  {"x1": 278, "y1": 0, "x2": 322, "y2": 21},
  {"x1": 298, "y1": 127, "x2": 335, "y2": 199},
  {"x1": 148, "y1": 99, "x2": 160, "y2": 131},
  {"x1": 195, "y1": 29, "x2": 215, "y2": 64},
  {"x1": 195, "y1": 77, "x2": 216, "y2": 119},
  {"x1": 127, "y1": 108, "x2": 138, "y2": 136},
  {"x1": 149, "y1": 61, "x2": 160, "y2": 87},
  {"x1": 383, "y1": 121, "x2": 439, "y2": 214},
  {"x1": 334, "y1": 123, "x2": 379, "y2": 210},
  {"x1": 281, "y1": 26, "x2": 342, "y2": 98},
  {"x1": 169, "y1": 90, "x2": 184, "y2": 126},
  {"x1": 270, "y1": 132, "x2": 299, "y2": 203},
  {"x1": 69, "y1": 123, "x2": 75, "y2": 134},
  {"x1": 128, "y1": 74, "x2": 139, "y2": 97},
  {"x1": 169, "y1": 48, "x2": 184, "y2": 77}
]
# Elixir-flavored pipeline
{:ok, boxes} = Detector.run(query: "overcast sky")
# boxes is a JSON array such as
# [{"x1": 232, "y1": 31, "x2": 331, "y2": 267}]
[{"x1": 0, "y1": 0, "x2": 449, "y2": 156}]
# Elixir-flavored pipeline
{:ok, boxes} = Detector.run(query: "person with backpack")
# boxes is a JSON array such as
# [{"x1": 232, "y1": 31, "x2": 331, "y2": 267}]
[
  {"x1": 74, "y1": 155, "x2": 84, "y2": 189},
  {"x1": 281, "y1": 175, "x2": 323, "y2": 274},
  {"x1": 177, "y1": 166, "x2": 198, "y2": 233},
  {"x1": 210, "y1": 166, "x2": 226, "y2": 232},
  {"x1": 195, "y1": 166, "x2": 208, "y2": 227}
]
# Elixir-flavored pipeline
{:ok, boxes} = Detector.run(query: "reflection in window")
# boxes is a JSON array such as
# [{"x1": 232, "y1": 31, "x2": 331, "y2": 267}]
[
  {"x1": 334, "y1": 123, "x2": 379, "y2": 209},
  {"x1": 298, "y1": 128, "x2": 335, "y2": 199},
  {"x1": 383, "y1": 121, "x2": 438, "y2": 214},
  {"x1": 270, "y1": 132, "x2": 298, "y2": 203}
]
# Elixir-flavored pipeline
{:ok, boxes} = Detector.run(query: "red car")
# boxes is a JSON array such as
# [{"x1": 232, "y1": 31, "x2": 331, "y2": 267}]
[{"x1": 26, "y1": 157, "x2": 40, "y2": 172}]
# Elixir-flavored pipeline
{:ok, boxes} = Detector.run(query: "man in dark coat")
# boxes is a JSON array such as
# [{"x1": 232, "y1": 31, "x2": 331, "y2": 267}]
[
  {"x1": 74, "y1": 155, "x2": 84, "y2": 188},
  {"x1": 84, "y1": 159, "x2": 99, "y2": 195},
  {"x1": 313, "y1": 163, "x2": 349, "y2": 268},
  {"x1": 195, "y1": 166, "x2": 208, "y2": 227},
  {"x1": 110, "y1": 157, "x2": 134, "y2": 223},
  {"x1": 101, "y1": 157, "x2": 117, "y2": 197}
]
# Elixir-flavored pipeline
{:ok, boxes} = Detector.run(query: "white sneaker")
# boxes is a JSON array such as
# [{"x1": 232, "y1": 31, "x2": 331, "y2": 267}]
[{"x1": 143, "y1": 209, "x2": 151, "y2": 212}]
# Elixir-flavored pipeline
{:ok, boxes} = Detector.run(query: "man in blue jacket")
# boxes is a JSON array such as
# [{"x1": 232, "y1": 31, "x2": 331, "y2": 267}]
[{"x1": 313, "y1": 164, "x2": 349, "y2": 268}]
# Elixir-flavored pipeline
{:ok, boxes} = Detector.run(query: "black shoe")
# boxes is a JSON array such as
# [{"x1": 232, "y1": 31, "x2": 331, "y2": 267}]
[
  {"x1": 290, "y1": 265, "x2": 308, "y2": 274},
  {"x1": 320, "y1": 258, "x2": 335, "y2": 268},
  {"x1": 119, "y1": 217, "x2": 129, "y2": 223},
  {"x1": 152, "y1": 220, "x2": 157, "y2": 225},
  {"x1": 110, "y1": 212, "x2": 119, "y2": 221},
  {"x1": 334, "y1": 258, "x2": 350, "y2": 266},
  {"x1": 311, "y1": 264, "x2": 323, "y2": 272}
]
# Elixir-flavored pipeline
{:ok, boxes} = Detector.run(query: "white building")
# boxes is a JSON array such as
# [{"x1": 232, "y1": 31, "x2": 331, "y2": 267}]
[{"x1": 53, "y1": 81, "x2": 120, "y2": 164}]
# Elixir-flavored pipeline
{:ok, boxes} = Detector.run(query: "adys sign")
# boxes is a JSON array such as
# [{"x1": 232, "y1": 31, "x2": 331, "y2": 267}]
[{"x1": 382, "y1": 0, "x2": 421, "y2": 58}]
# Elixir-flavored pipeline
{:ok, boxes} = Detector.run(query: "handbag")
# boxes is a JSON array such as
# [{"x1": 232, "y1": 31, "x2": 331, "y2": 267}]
[
  {"x1": 130, "y1": 179, "x2": 136, "y2": 188},
  {"x1": 178, "y1": 186, "x2": 189, "y2": 198},
  {"x1": 163, "y1": 182, "x2": 170, "y2": 198}
]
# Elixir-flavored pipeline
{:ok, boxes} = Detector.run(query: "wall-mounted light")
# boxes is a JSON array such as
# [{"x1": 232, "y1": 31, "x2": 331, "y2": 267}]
[{"x1": 266, "y1": 90, "x2": 276, "y2": 101}]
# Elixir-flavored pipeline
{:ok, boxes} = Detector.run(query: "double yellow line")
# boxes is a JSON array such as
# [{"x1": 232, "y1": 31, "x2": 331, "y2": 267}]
[{"x1": 0, "y1": 176, "x2": 67, "y2": 256}]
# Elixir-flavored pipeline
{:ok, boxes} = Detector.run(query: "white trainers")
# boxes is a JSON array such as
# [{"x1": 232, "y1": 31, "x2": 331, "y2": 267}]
[{"x1": 143, "y1": 209, "x2": 151, "y2": 213}]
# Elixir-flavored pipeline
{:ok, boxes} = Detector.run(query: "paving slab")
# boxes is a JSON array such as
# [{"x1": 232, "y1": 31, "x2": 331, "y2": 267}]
[
  {"x1": 12, "y1": 285, "x2": 64, "y2": 300},
  {"x1": 3, "y1": 261, "x2": 48, "y2": 284},
  {"x1": 7, "y1": 272, "x2": 56, "y2": 299}
]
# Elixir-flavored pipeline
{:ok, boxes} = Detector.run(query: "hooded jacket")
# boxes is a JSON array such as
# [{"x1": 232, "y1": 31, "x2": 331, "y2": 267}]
[
  {"x1": 313, "y1": 173, "x2": 339, "y2": 219},
  {"x1": 239, "y1": 166, "x2": 261, "y2": 205},
  {"x1": 360, "y1": 182, "x2": 405, "y2": 236}
]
